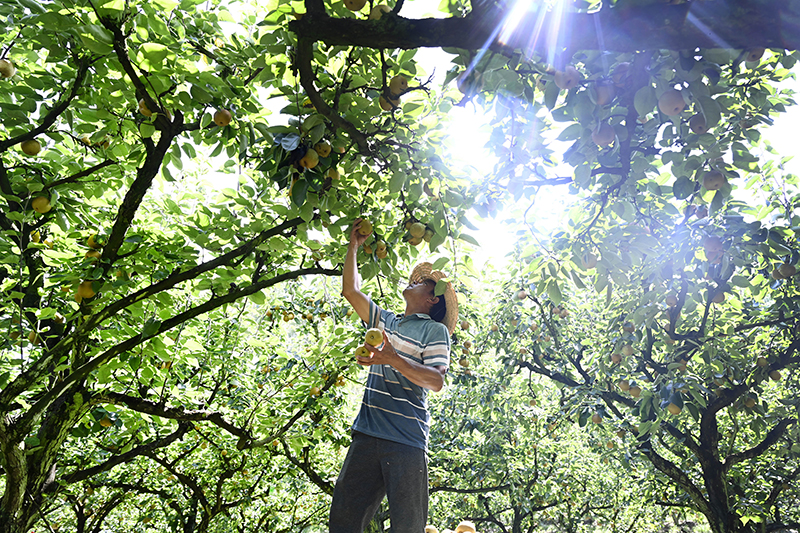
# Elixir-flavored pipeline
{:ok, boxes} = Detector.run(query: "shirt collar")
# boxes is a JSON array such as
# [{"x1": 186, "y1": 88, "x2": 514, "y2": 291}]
[{"x1": 399, "y1": 312, "x2": 433, "y2": 323}]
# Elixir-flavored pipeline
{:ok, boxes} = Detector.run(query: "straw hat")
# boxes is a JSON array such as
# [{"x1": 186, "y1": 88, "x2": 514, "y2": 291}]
[
  {"x1": 409, "y1": 262, "x2": 458, "y2": 334},
  {"x1": 455, "y1": 521, "x2": 477, "y2": 533}
]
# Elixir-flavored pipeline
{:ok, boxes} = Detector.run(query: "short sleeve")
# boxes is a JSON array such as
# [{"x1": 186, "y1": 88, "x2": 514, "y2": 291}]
[{"x1": 421, "y1": 323, "x2": 450, "y2": 368}]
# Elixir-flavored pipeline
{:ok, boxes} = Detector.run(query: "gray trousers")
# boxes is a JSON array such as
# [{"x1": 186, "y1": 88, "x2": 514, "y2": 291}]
[{"x1": 329, "y1": 432, "x2": 428, "y2": 533}]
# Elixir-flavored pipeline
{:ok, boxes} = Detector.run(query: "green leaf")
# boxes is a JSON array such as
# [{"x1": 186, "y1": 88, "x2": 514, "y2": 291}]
[
  {"x1": 248, "y1": 291, "x2": 266, "y2": 305},
  {"x1": 141, "y1": 318, "x2": 162, "y2": 338},
  {"x1": 696, "y1": 95, "x2": 721, "y2": 128},
  {"x1": 547, "y1": 281, "x2": 562, "y2": 305},
  {"x1": 634, "y1": 86, "x2": 657, "y2": 118},
  {"x1": 673, "y1": 176, "x2": 695, "y2": 199}
]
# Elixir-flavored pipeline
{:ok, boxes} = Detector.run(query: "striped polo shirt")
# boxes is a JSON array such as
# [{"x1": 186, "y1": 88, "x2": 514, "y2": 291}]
[{"x1": 351, "y1": 300, "x2": 451, "y2": 450}]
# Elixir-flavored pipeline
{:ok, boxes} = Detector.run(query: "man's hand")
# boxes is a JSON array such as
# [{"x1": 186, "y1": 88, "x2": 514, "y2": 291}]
[
  {"x1": 359, "y1": 331, "x2": 447, "y2": 392},
  {"x1": 349, "y1": 218, "x2": 372, "y2": 249}
]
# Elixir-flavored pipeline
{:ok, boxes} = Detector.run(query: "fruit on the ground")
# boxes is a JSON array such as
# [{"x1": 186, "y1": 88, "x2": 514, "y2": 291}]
[
  {"x1": 778, "y1": 263, "x2": 797, "y2": 278},
  {"x1": 369, "y1": 4, "x2": 392, "y2": 19},
  {"x1": 355, "y1": 346, "x2": 371, "y2": 358},
  {"x1": 379, "y1": 95, "x2": 400, "y2": 111},
  {"x1": 213, "y1": 109, "x2": 232, "y2": 127},
  {"x1": 592, "y1": 123, "x2": 615, "y2": 146},
  {"x1": 769, "y1": 370, "x2": 781, "y2": 381},
  {"x1": 77, "y1": 281, "x2": 96, "y2": 299},
  {"x1": 409, "y1": 222, "x2": 426, "y2": 239},
  {"x1": 666, "y1": 403, "x2": 682, "y2": 415},
  {"x1": 629, "y1": 385, "x2": 642, "y2": 397},
  {"x1": 554, "y1": 66, "x2": 579, "y2": 90},
  {"x1": 591, "y1": 413, "x2": 602, "y2": 424},
  {"x1": 21, "y1": 139, "x2": 41, "y2": 156},
  {"x1": 343, "y1": 0, "x2": 367, "y2": 10},
  {"x1": 621, "y1": 344, "x2": 634, "y2": 357},
  {"x1": 618, "y1": 379, "x2": 630, "y2": 391},
  {"x1": 689, "y1": 113, "x2": 707, "y2": 134},
  {"x1": 517, "y1": 290, "x2": 527, "y2": 300},
  {"x1": 389, "y1": 75, "x2": 408, "y2": 95},
  {"x1": 310, "y1": 386, "x2": 321, "y2": 397},
  {"x1": 87, "y1": 234, "x2": 103, "y2": 249},
  {"x1": 580, "y1": 252, "x2": 598, "y2": 269},
  {"x1": 658, "y1": 89, "x2": 686, "y2": 115},
  {"x1": 746, "y1": 48, "x2": 765, "y2": 62},
  {"x1": 299, "y1": 148, "x2": 319, "y2": 169},
  {"x1": 314, "y1": 142, "x2": 331, "y2": 158},
  {"x1": 460, "y1": 320, "x2": 469, "y2": 330},
  {"x1": 138, "y1": 98, "x2": 153, "y2": 117},
  {"x1": 365, "y1": 328, "x2": 383, "y2": 346},
  {"x1": 756, "y1": 356, "x2": 768, "y2": 367},
  {"x1": 358, "y1": 219, "x2": 372, "y2": 236},
  {"x1": 31, "y1": 196, "x2": 52, "y2": 214},
  {"x1": 702, "y1": 170, "x2": 726, "y2": 191},
  {"x1": 595, "y1": 81, "x2": 616, "y2": 105},
  {"x1": 0, "y1": 59, "x2": 16, "y2": 78}
]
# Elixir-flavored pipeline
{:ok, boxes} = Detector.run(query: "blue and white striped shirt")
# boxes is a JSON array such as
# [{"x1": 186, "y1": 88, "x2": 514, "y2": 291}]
[{"x1": 351, "y1": 300, "x2": 451, "y2": 450}]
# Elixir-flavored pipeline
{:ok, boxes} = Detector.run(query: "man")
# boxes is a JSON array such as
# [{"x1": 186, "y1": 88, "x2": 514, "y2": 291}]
[{"x1": 330, "y1": 218, "x2": 458, "y2": 533}]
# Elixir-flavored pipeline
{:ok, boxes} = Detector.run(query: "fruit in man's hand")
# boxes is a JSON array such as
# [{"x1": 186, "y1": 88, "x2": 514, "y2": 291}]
[
  {"x1": 368, "y1": 4, "x2": 391, "y2": 19},
  {"x1": 409, "y1": 222, "x2": 426, "y2": 238},
  {"x1": 702, "y1": 170, "x2": 726, "y2": 191},
  {"x1": 31, "y1": 196, "x2": 52, "y2": 214},
  {"x1": 554, "y1": 66, "x2": 580, "y2": 90},
  {"x1": 592, "y1": 123, "x2": 615, "y2": 146},
  {"x1": 689, "y1": 113, "x2": 708, "y2": 134},
  {"x1": 314, "y1": 142, "x2": 331, "y2": 158},
  {"x1": 357, "y1": 219, "x2": 372, "y2": 236},
  {"x1": 21, "y1": 139, "x2": 41, "y2": 156},
  {"x1": 365, "y1": 328, "x2": 383, "y2": 346},
  {"x1": 299, "y1": 148, "x2": 319, "y2": 169},
  {"x1": 213, "y1": 109, "x2": 232, "y2": 127},
  {"x1": 0, "y1": 59, "x2": 16, "y2": 78},
  {"x1": 658, "y1": 89, "x2": 686, "y2": 115},
  {"x1": 389, "y1": 75, "x2": 408, "y2": 96},
  {"x1": 355, "y1": 346, "x2": 371, "y2": 359},
  {"x1": 343, "y1": 0, "x2": 366, "y2": 10}
]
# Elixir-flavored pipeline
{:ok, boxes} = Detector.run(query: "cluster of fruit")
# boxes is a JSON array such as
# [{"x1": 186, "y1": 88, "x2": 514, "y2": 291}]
[
  {"x1": 403, "y1": 219, "x2": 434, "y2": 246},
  {"x1": 379, "y1": 75, "x2": 409, "y2": 112},
  {"x1": 354, "y1": 327, "x2": 383, "y2": 360}
]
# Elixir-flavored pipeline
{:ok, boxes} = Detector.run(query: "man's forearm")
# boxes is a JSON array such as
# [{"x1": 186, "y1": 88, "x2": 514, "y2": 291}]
[
  {"x1": 390, "y1": 355, "x2": 446, "y2": 392},
  {"x1": 342, "y1": 242, "x2": 360, "y2": 297}
]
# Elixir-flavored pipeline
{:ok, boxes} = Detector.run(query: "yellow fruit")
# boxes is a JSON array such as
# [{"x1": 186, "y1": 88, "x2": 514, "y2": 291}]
[
  {"x1": 460, "y1": 320, "x2": 469, "y2": 331},
  {"x1": 299, "y1": 148, "x2": 319, "y2": 169},
  {"x1": 458, "y1": 357, "x2": 469, "y2": 368},
  {"x1": 28, "y1": 331, "x2": 40, "y2": 345},
  {"x1": 744, "y1": 397, "x2": 756, "y2": 408},
  {"x1": 213, "y1": 109, "x2": 232, "y2": 127},
  {"x1": 629, "y1": 385, "x2": 642, "y2": 398},
  {"x1": 666, "y1": 294, "x2": 678, "y2": 307},
  {"x1": 364, "y1": 328, "x2": 383, "y2": 346},
  {"x1": 746, "y1": 48, "x2": 765, "y2": 62},
  {"x1": 310, "y1": 386, "x2": 321, "y2": 397},
  {"x1": 618, "y1": 379, "x2": 630, "y2": 391},
  {"x1": 355, "y1": 346, "x2": 371, "y2": 359},
  {"x1": 327, "y1": 168, "x2": 340, "y2": 180},
  {"x1": 343, "y1": 0, "x2": 366, "y2": 10},
  {"x1": 77, "y1": 281, "x2": 96, "y2": 299},
  {"x1": 87, "y1": 234, "x2": 103, "y2": 249},
  {"x1": 99, "y1": 416, "x2": 113, "y2": 428},
  {"x1": 408, "y1": 236, "x2": 423, "y2": 246},
  {"x1": 702, "y1": 170, "x2": 726, "y2": 191},
  {"x1": 30, "y1": 230, "x2": 41, "y2": 243},
  {"x1": 364, "y1": 243, "x2": 373, "y2": 254},
  {"x1": 491, "y1": 324, "x2": 499, "y2": 332},
  {"x1": 389, "y1": 75, "x2": 408, "y2": 96},
  {"x1": 85, "y1": 250, "x2": 101, "y2": 261},
  {"x1": 368, "y1": 4, "x2": 391, "y2": 19},
  {"x1": 376, "y1": 248, "x2": 388, "y2": 259},
  {"x1": 357, "y1": 220, "x2": 372, "y2": 236},
  {"x1": 592, "y1": 123, "x2": 615, "y2": 146},
  {"x1": 553, "y1": 66, "x2": 580, "y2": 90},
  {"x1": 517, "y1": 290, "x2": 527, "y2": 300},
  {"x1": 689, "y1": 113, "x2": 707, "y2": 134},
  {"x1": 455, "y1": 521, "x2": 476, "y2": 533},
  {"x1": 409, "y1": 222, "x2": 426, "y2": 238},
  {"x1": 610, "y1": 353, "x2": 622, "y2": 364},
  {"x1": 667, "y1": 403, "x2": 682, "y2": 415},
  {"x1": 138, "y1": 98, "x2": 153, "y2": 117},
  {"x1": 658, "y1": 89, "x2": 686, "y2": 116},
  {"x1": 31, "y1": 196, "x2": 52, "y2": 214},
  {"x1": 594, "y1": 81, "x2": 616, "y2": 106},
  {"x1": 375, "y1": 240, "x2": 387, "y2": 251},
  {"x1": 425, "y1": 526, "x2": 439, "y2": 533},
  {"x1": 621, "y1": 345, "x2": 634, "y2": 357},
  {"x1": 769, "y1": 370, "x2": 781, "y2": 381},
  {"x1": 379, "y1": 95, "x2": 400, "y2": 111},
  {"x1": 0, "y1": 59, "x2": 16, "y2": 78},
  {"x1": 21, "y1": 139, "x2": 41, "y2": 156},
  {"x1": 756, "y1": 356, "x2": 768, "y2": 367},
  {"x1": 591, "y1": 413, "x2": 602, "y2": 424},
  {"x1": 314, "y1": 142, "x2": 331, "y2": 158},
  {"x1": 778, "y1": 263, "x2": 796, "y2": 278}
]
